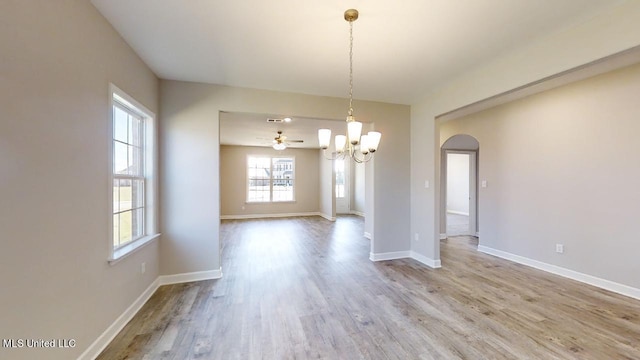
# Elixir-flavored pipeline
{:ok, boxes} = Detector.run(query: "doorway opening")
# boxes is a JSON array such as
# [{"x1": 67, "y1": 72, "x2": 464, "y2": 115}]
[
  {"x1": 446, "y1": 152, "x2": 474, "y2": 236},
  {"x1": 441, "y1": 135, "x2": 479, "y2": 239},
  {"x1": 335, "y1": 159, "x2": 350, "y2": 214}
]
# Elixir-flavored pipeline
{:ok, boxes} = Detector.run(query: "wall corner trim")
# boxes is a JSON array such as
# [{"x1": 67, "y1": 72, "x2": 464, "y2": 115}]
[
  {"x1": 78, "y1": 269, "x2": 223, "y2": 359},
  {"x1": 317, "y1": 212, "x2": 336, "y2": 222},
  {"x1": 159, "y1": 268, "x2": 223, "y2": 286},
  {"x1": 368, "y1": 250, "x2": 442, "y2": 269},
  {"x1": 477, "y1": 245, "x2": 640, "y2": 301},
  {"x1": 410, "y1": 251, "x2": 442, "y2": 268},
  {"x1": 369, "y1": 251, "x2": 411, "y2": 261}
]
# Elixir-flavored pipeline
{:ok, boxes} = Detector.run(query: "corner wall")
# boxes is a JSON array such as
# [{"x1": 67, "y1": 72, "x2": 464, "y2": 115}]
[
  {"x1": 319, "y1": 149, "x2": 335, "y2": 220},
  {"x1": 0, "y1": 2, "x2": 159, "y2": 359},
  {"x1": 410, "y1": 0, "x2": 640, "y2": 264},
  {"x1": 440, "y1": 62, "x2": 640, "y2": 290},
  {"x1": 160, "y1": 81, "x2": 410, "y2": 275}
]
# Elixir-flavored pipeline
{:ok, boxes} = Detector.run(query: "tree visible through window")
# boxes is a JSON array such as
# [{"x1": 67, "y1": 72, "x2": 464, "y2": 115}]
[
  {"x1": 247, "y1": 156, "x2": 294, "y2": 202},
  {"x1": 109, "y1": 85, "x2": 157, "y2": 261},
  {"x1": 113, "y1": 101, "x2": 145, "y2": 250}
]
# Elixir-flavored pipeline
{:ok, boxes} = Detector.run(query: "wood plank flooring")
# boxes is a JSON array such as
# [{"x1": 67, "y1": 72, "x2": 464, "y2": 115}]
[{"x1": 97, "y1": 216, "x2": 640, "y2": 359}]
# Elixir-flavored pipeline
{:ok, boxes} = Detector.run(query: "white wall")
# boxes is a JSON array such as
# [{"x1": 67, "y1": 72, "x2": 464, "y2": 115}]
[
  {"x1": 160, "y1": 80, "x2": 410, "y2": 276},
  {"x1": 410, "y1": 1, "x2": 640, "y2": 264},
  {"x1": 352, "y1": 162, "x2": 366, "y2": 214},
  {"x1": 319, "y1": 151, "x2": 335, "y2": 220},
  {"x1": 439, "y1": 61, "x2": 640, "y2": 290},
  {"x1": 446, "y1": 154, "x2": 469, "y2": 215},
  {"x1": 0, "y1": 2, "x2": 159, "y2": 359}
]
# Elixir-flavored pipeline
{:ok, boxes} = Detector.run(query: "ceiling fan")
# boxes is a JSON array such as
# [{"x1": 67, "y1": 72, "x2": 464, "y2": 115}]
[{"x1": 272, "y1": 131, "x2": 303, "y2": 150}]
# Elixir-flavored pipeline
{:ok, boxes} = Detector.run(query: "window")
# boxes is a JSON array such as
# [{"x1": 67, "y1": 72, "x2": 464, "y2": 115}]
[
  {"x1": 109, "y1": 84, "x2": 158, "y2": 261},
  {"x1": 247, "y1": 156, "x2": 295, "y2": 202}
]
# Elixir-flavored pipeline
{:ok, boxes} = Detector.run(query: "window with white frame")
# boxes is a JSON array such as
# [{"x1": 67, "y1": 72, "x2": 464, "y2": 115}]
[
  {"x1": 247, "y1": 156, "x2": 295, "y2": 202},
  {"x1": 110, "y1": 85, "x2": 157, "y2": 261}
]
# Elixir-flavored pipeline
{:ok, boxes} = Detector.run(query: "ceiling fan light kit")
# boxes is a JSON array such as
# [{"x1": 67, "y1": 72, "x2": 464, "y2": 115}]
[
  {"x1": 272, "y1": 130, "x2": 303, "y2": 150},
  {"x1": 318, "y1": 9, "x2": 381, "y2": 164}
]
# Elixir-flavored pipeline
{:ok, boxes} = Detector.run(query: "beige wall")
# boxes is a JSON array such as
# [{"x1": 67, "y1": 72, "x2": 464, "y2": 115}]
[
  {"x1": 440, "y1": 62, "x2": 640, "y2": 289},
  {"x1": 410, "y1": 1, "x2": 640, "y2": 263},
  {"x1": 160, "y1": 80, "x2": 410, "y2": 276},
  {"x1": 220, "y1": 145, "x2": 320, "y2": 216},
  {"x1": 8, "y1": 2, "x2": 638, "y2": 356},
  {"x1": 0, "y1": 1, "x2": 159, "y2": 359}
]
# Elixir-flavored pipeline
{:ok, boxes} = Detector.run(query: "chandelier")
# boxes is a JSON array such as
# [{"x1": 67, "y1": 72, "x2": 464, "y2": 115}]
[{"x1": 318, "y1": 9, "x2": 381, "y2": 163}]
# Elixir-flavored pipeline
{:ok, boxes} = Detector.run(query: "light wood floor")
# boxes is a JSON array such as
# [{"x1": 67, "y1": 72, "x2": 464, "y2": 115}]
[
  {"x1": 446, "y1": 213, "x2": 469, "y2": 236},
  {"x1": 98, "y1": 216, "x2": 640, "y2": 359}
]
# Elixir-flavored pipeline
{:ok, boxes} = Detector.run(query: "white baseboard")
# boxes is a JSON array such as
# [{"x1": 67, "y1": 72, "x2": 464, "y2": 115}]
[
  {"x1": 477, "y1": 245, "x2": 640, "y2": 301},
  {"x1": 221, "y1": 212, "x2": 340, "y2": 222},
  {"x1": 318, "y1": 212, "x2": 336, "y2": 221},
  {"x1": 440, "y1": 233, "x2": 447, "y2": 240},
  {"x1": 364, "y1": 232, "x2": 372, "y2": 240},
  {"x1": 369, "y1": 251, "x2": 411, "y2": 261},
  {"x1": 78, "y1": 278, "x2": 160, "y2": 360},
  {"x1": 78, "y1": 269, "x2": 223, "y2": 359},
  {"x1": 221, "y1": 212, "x2": 320, "y2": 220},
  {"x1": 446, "y1": 210, "x2": 469, "y2": 216},
  {"x1": 410, "y1": 251, "x2": 442, "y2": 269},
  {"x1": 159, "y1": 268, "x2": 222, "y2": 285},
  {"x1": 350, "y1": 210, "x2": 365, "y2": 217},
  {"x1": 368, "y1": 250, "x2": 442, "y2": 269}
]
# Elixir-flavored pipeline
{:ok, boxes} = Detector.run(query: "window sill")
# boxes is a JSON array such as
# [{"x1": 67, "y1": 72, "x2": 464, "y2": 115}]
[{"x1": 108, "y1": 233, "x2": 161, "y2": 265}]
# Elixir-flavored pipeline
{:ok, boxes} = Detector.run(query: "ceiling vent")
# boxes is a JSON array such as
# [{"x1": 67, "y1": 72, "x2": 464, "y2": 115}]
[{"x1": 266, "y1": 118, "x2": 284, "y2": 123}]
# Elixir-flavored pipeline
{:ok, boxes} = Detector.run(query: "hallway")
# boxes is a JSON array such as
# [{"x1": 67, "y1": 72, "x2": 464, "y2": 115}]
[{"x1": 446, "y1": 212, "x2": 470, "y2": 236}]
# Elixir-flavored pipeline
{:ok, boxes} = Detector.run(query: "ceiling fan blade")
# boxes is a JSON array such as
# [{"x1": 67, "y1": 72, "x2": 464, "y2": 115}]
[{"x1": 288, "y1": 140, "x2": 304, "y2": 143}]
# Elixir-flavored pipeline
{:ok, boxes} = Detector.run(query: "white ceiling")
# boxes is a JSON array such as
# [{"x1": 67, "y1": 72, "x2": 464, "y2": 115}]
[
  {"x1": 219, "y1": 112, "x2": 352, "y2": 149},
  {"x1": 91, "y1": 0, "x2": 624, "y2": 147}
]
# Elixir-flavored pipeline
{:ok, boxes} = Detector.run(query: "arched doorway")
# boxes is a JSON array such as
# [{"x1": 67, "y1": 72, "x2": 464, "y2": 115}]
[{"x1": 440, "y1": 134, "x2": 479, "y2": 239}]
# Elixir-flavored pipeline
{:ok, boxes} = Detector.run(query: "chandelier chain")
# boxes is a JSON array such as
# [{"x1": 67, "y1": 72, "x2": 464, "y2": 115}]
[
  {"x1": 318, "y1": 9, "x2": 379, "y2": 163},
  {"x1": 348, "y1": 19, "x2": 354, "y2": 117}
]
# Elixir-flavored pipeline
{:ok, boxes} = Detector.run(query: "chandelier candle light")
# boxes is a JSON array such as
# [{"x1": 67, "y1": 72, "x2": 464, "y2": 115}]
[{"x1": 318, "y1": 9, "x2": 381, "y2": 163}]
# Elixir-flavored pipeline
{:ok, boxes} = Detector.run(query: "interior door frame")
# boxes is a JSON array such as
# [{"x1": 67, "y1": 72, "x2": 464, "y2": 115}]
[{"x1": 444, "y1": 150, "x2": 477, "y2": 236}]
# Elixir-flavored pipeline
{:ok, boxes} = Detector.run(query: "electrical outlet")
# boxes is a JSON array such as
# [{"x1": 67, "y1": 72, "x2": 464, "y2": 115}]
[
  {"x1": 555, "y1": 244, "x2": 564, "y2": 254},
  {"x1": 414, "y1": 233, "x2": 419, "y2": 242},
  {"x1": 141, "y1": 262, "x2": 146, "y2": 274}
]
